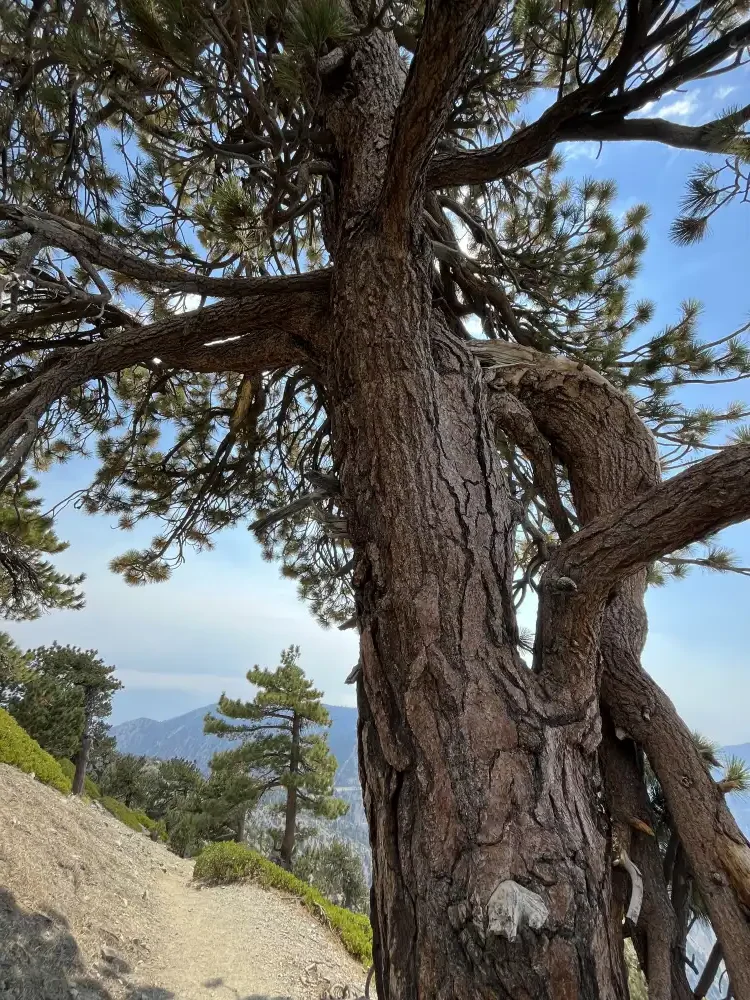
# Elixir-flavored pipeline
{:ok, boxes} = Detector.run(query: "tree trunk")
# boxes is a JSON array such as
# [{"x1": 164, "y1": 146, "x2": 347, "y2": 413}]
[
  {"x1": 280, "y1": 713, "x2": 300, "y2": 868},
  {"x1": 695, "y1": 941, "x2": 724, "y2": 999},
  {"x1": 72, "y1": 693, "x2": 95, "y2": 796},
  {"x1": 328, "y1": 236, "x2": 625, "y2": 996},
  {"x1": 235, "y1": 809, "x2": 247, "y2": 845},
  {"x1": 72, "y1": 732, "x2": 91, "y2": 796},
  {"x1": 310, "y1": 28, "x2": 630, "y2": 1000}
]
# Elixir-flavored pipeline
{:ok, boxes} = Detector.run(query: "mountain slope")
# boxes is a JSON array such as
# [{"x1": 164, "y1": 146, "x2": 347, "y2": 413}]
[{"x1": 0, "y1": 763, "x2": 368, "y2": 999}]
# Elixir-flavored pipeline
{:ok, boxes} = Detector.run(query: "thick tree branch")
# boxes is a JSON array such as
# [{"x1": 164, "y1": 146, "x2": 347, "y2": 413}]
[
  {"x1": 556, "y1": 104, "x2": 750, "y2": 153},
  {"x1": 379, "y1": 0, "x2": 500, "y2": 232},
  {"x1": 427, "y1": 18, "x2": 750, "y2": 188},
  {"x1": 0, "y1": 293, "x2": 330, "y2": 490},
  {"x1": 555, "y1": 442, "x2": 750, "y2": 590},
  {"x1": 488, "y1": 391, "x2": 572, "y2": 540},
  {"x1": 484, "y1": 349, "x2": 750, "y2": 995},
  {"x1": 0, "y1": 204, "x2": 332, "y2": 298}
]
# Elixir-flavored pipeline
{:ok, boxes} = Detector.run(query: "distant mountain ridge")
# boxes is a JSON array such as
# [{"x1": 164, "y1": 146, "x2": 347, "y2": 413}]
[{"x1": 111, "y1": 701, "x2": 359, "y2": 785}]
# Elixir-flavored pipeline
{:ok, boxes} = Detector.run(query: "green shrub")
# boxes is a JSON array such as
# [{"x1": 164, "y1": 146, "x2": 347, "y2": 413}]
[
  {"x1": 133, "y1": 810, "x2": 168, "y2": 840},
  {"x1": 56, "y1": 758, "x2": 102, "y2": 799},
  {"x1": 101, "y1": 795, "x2": 150, "y2": 832},
  {"x1": 0, "y1": 708, "x2": 71, "y2": 794},
  {"x1": 193, "y1": 843, "x2": 372, "y2": 965}
]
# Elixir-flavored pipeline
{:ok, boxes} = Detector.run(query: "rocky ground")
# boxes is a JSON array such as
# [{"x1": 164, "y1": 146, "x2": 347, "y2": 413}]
[{"x1": 0, "y1": 764, "x2": 369, "y2": 1000}]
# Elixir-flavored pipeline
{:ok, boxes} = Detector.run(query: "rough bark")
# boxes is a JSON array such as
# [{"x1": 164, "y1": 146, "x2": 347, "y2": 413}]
[
  {"x1": 72, "y1": 732, "x2": 91, "y2": 797},
  {"x1": 280, "y1": 713, "x2": 301, "y2": 868},
  {"x1": 488, "y1": 356, "x2": 750, "y2": 998},
  {"x1": 600, "y1": 718, "x2": 693, "y2": 1000},
  {"x1": 318, "y1": 35, "x2": 628, "y2": 995}
]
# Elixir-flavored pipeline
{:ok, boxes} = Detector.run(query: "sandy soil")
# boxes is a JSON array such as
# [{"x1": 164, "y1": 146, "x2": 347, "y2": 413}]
[{"x1": 0, "y1": 765, "x2": 368, "y2": 1000}]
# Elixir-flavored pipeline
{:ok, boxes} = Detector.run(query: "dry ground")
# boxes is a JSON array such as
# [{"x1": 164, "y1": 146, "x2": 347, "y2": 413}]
[{"x1": 0, "y1": 765, "x2": 368, "y2": 1000}]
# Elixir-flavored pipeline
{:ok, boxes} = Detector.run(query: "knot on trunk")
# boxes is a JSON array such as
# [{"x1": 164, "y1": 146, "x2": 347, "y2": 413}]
[{"x1": 486, "y1": 880, "x2": 549, "y2": 942}]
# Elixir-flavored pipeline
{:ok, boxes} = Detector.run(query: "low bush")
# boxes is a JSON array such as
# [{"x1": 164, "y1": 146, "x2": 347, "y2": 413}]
[
  {"x1": 133, "y1": 810, "x2": 168, "y2": 841},
  {"x1": 0, "y1": 708, "x2": 71, "y2": 794},
  {"x1": 193, "y1": 842, "x2": 372, "y2": 966},
  {"x1": 101, "y1": 795, "x2": 150, "y2": 832},
  {"x1": 56, "y1": 758, "x2": 102, "y2": 799}
]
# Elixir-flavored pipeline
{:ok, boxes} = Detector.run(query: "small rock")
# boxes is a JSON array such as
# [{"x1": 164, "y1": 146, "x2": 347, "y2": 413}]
[{"x1": 141, "y1": 889, "x2": 148, "y2": 900}]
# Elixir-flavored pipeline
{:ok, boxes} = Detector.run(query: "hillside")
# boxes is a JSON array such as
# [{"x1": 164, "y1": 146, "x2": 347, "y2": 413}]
[{"x1": 0, "y1": 764, "x2": 369, "y2": 999}]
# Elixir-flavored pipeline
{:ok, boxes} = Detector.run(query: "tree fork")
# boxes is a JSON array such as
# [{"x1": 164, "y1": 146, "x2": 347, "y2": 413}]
[{"x1": 487, "y1": 358, "x2": 750, "y2": 996}]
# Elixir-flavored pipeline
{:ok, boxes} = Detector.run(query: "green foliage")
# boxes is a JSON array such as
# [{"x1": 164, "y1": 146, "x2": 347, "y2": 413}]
[
  {"x1": 8, "y1": 643, "x2": 121, "y2": 765},
  {"x1": 0, "y1": 476, "x2": 85, "y2": 620},
  {"x1": 100, "y1": 795, "x2": 155, "y2": 832},
  {"x1": 100, "y1": 753, "x2": 149, "y2": 807},
  {"x1": 0, "y1": 632, "x2": 30, "y2": 707},
  {"x1": 56, "y1": 757, "x2": 102, "y2": 799},
  {"x1": 205, "y1": 646, "x2": 347, "y2": 861},
  {"x1": 0, "y1": 708, "x2": 72, "y2": 794},
  {"x1": 193, "y1": 842, "x2": 372, "y2": 966},
  {"x1": 293, "y1": 839, "x2": 369, "y2": 913}
]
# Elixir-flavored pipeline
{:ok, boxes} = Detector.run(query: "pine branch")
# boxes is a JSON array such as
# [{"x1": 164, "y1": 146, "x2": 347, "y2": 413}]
[
  {"x1": 379, "y1": 0, "x2": 501, "y2": 233},
  {"x1": 553, "y1": 443, "x2": 750, "y2": 591},
  {"x1": 0, "y1": 205, "x2": 332, "y2": 299}
]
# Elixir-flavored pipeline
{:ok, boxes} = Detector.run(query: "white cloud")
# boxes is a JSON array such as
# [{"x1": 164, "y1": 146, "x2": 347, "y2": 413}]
[
  {"x1": 636, "y1": 90, "x2": 701, "y2": 124},
  {"x1": 714, "y1": 85, "x2": 736, "y2": 102},
  {"x1": 167, "y1": 292, "x2": 202, "y2": 314},
  {"x1": 655, "y1": 93, "x2": 700, "y2": 122},
  {"x1": 559, "y1": 141, "x2": 603, "y2": 163}
]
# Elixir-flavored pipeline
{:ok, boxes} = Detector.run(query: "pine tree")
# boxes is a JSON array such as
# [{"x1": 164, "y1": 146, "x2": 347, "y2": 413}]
[
  {"x1": 10, "y1": 644, "x2": 122, "y2": 793},
  {"x1": 0, "y1": 631, "x2": 30, "y2": 706},
  {"x1": 2, "y1": 0, "x2": 750, "y2": 994},
  {"x1": 100, "y1": 752, "x2": 148, "y2": 807},
  {"x1": 0, "y1": 476, "x2": 84, "y2": 619},
  {"x1": 294, "y1": 838, "x2": 369, "y2": 913},
  {"x1": 205, "y1": 646, "x2": 347, "y2": 867}
]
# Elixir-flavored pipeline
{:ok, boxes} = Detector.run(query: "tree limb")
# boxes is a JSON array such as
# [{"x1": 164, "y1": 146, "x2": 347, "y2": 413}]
[
  {"x1": 487, "y1": 391, "x2": 572, "y2": 540},
  {"x1": 427, "y1": 18, "x2": 750, "y2": 188},
  {"x1": 487, "y1": 349, "x2": 750, "y2": 995},
  {"x1": 0, "y1": 204, "x2": 332, "y2": 298},
  {"x1": 555, "y1": 104, "x2": 750, "y2": 154},
  {"x1": 0, "y1": 293, "x2": 330, "y2": 490},
  {"x1": 379, "y1": 0, "x2": 501, "y2": 233},
  {"x1": 554, "y1": 442, "x2": 750, "y2": 590}
]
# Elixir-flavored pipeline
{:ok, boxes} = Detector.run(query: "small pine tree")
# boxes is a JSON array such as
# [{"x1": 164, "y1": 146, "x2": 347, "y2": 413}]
[
  {"x1": 294, "y1": 838, "x2": 369, "y2": 913},
  {"x1": 10, "y1": 644, "x2": 122, "y2": 794},
  {"x1": 100, "y1": 752, "x2": 148, "y2": 807},
  {"x1": 205, "y1": 646, "x2": 347, "y2": 867}
]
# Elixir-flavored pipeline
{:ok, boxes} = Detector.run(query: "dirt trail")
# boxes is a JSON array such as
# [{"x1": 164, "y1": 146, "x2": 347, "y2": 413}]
[
  {"x1": 0, "y1": 765, "x2": 368, "y2": 1000},
  {"x1": 139, "y1": 869, "x2": 368, "y2": 1000}
]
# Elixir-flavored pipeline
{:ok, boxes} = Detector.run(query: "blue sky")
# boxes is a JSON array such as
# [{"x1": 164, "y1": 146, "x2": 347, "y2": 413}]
[{"x1": 5, "y1": 77, "x2": 750, "y2": 739}]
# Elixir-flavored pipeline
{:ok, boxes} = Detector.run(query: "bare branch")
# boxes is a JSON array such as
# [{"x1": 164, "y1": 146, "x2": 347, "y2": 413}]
[
  {"x1": 427, "y1": 19, "x2": 750, "y2": 188},
  {"x1": 488, "y1": 391, "x2": 572, "y2": 540}
]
